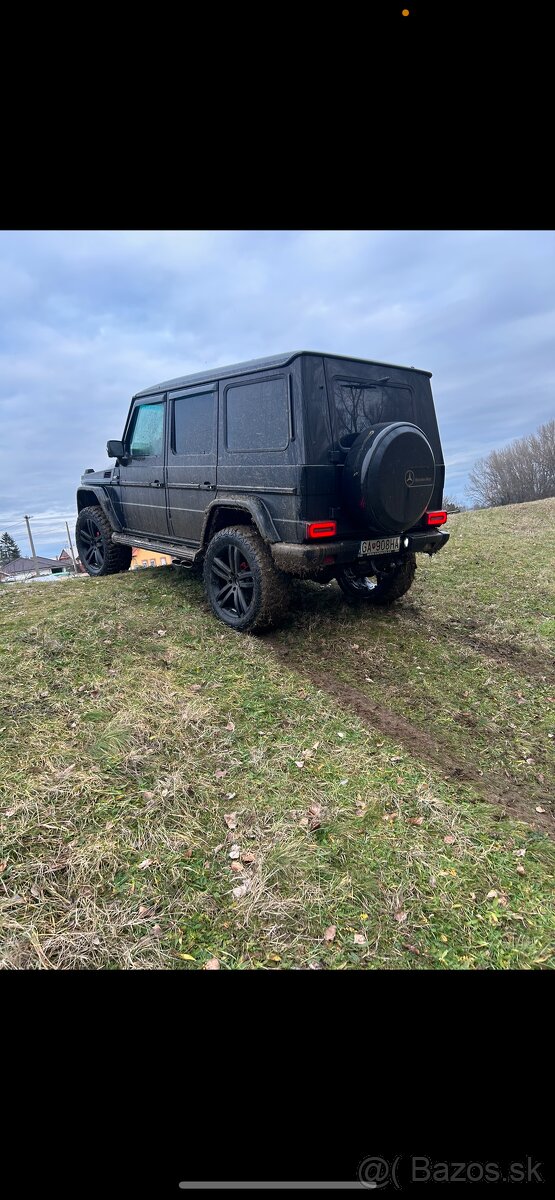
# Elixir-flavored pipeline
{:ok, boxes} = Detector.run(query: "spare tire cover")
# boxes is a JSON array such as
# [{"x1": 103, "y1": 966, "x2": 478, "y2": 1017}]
[{"x1": 342, "y1": 421, "x2": 436, "y2": 534}]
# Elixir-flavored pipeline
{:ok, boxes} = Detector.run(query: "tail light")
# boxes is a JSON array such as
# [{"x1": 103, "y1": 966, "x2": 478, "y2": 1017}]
[
  {"x1": 424, "y1": 510, "x2": 448, "y2": 526},
  {"x1": 306, "y1": 520, "x2": 337, "y2": 539}
]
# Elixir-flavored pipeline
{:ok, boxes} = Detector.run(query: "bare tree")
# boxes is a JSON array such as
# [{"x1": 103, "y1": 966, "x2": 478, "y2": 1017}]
[
  {"x1": 336, "y1": 385, "x2": 386, "y2": 437},
  {"x1": 442, "y1": 494, "x2": 466, "y2": 512},
  {"x1": 467, "y1": 420, "x2": 555, "y2": 508}
]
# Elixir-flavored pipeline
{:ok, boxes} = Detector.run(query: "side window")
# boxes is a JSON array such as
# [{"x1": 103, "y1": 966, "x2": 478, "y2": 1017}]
[
  {"x1": 129, "y1": 402, "x2": 165, "y2": 458},
  {"x1": 226, "y1": 377, "x2": 289, "y2": 451},
  {"x1": 173, "y1": 392, "x2": 214, "y2": 455}
]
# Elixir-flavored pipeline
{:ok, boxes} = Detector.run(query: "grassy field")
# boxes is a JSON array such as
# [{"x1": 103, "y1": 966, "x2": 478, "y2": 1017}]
[{"x1": 1, "y1": 498, "x2": 554, "y2": 970}]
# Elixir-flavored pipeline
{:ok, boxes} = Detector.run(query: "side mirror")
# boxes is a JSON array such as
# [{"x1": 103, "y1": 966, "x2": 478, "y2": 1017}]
[{"x1": 107, "y1": 439, "x2": 125, "y2": 459}]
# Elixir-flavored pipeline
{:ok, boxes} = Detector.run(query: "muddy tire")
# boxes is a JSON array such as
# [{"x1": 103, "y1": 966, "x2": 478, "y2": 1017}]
[
  {"x1": 336, "y1": 554, "x2": 416, "y2": 606},
  {"x1": 203, "y1": 526, "x2": 290, "y2": 632},
  {"x1": 76, "y1": 506, "x2": 132, "y2": 576}
]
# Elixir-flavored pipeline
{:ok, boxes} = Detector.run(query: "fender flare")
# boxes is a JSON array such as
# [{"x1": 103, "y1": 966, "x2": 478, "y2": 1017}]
[
  {"x1": 200, "y1": 494, "x2": 281, "y2": 548},
  {"x1": 76, "y1": 486, "x2": 122, "y2": 532}
]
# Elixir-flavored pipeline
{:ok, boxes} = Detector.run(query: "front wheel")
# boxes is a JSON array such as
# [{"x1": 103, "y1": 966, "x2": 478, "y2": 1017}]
[
  {"x1": 335, "y1": 554, "x2": 416, "y2": 605},
  {"x1": 203, "y1": 525, "x2": 290, "y2": 632},
  {"x1": 75, "y1": 506, "x2": 132, "y2": 576}
]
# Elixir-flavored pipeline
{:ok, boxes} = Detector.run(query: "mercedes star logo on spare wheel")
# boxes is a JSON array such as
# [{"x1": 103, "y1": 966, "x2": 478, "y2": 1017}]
[{"x1": 405, "y1": 469, "x2": 415, "y2": 486}]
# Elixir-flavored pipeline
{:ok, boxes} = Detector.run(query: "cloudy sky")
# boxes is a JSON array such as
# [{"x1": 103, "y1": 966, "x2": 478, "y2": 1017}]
[{"x1": 0, "y1": 229, "x2": 553, "y2": 559}]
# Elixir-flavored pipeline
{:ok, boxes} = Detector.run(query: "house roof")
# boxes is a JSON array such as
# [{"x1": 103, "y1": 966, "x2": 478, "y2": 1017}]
[
  {"x1": 134, "y1": 350, "x2": 432, "y2": 398},
  {"x1": 0, "y1": 556, "x2": 63, "y2": 576}
]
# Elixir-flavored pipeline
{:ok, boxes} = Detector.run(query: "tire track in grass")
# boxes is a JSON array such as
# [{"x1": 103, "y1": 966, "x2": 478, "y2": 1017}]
[
  {"x1": 266, "y1": 639, "x2": 555, "y2": 837},
  {"x1": 400, "y1": 608, "x2": 555, "y2": 682}
]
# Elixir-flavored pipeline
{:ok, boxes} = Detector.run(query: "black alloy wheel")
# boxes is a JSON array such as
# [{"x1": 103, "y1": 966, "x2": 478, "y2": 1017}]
[
  {"x1": 202, "y1": 525, "x2": 290, "y2": 632},
  {"x1": 209, "y1": 542, "x2": 255, "y2": 620},
  {"x1": 77, "y1": 515, "x2": 106, "y2": 574},
  {"x1": 75, "y1": 505, "x2": 132, "y2": 577}
]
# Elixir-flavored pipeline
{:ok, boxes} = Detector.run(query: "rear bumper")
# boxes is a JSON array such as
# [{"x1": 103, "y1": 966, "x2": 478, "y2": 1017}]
[{"x1": 271, "y1": 529, "x2": 449, "y2": 574}]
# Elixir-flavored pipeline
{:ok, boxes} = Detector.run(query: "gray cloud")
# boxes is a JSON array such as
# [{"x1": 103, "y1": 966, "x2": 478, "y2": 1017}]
[{"x1": 1, "y1": 229, "x2": 553, "y2": 555}]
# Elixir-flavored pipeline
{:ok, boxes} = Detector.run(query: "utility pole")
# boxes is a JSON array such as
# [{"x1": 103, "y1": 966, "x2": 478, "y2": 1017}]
[
  {"x1": 65, "y1": 520, "x2": 79, "y2": 574},
  {"x1": 24, "y1": 515, "x2": 41, "y2": 580}
]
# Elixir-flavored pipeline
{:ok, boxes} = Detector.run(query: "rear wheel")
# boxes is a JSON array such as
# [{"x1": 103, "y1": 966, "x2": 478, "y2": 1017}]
[
  {"x1": 76, "y1": 506, "x2": 132, "y2": 576},
  {"x1": 335, "y1": 554, "x2": 416, "y2": 605},
  {"x1": 203, "y1": 525, "x2": 289, "y2": 631}
]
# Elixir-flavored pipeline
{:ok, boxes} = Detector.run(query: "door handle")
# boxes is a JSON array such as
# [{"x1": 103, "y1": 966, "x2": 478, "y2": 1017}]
[
  {"x1": 201, "y1": 482, "x2": 214, "y2": 490},
  {"x1": 151, "y1": 480, "x2": 162, "y2": 488}
]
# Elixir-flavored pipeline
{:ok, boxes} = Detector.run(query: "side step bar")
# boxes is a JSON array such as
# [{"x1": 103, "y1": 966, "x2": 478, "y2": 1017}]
[{"x1": 112, "y1": 532, "x2": 200, "y2": 564}]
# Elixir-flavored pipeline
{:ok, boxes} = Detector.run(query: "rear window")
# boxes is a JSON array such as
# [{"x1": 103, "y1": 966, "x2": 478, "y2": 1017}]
[
  {"x1": 226, "y1": 377, "x2": 289, "y2": 451},
  {"x1": 333, "y1": 380, "x2": 413, "y2": 445}
]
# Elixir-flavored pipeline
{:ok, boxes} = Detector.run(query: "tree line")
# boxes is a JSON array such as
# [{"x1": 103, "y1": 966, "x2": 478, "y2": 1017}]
[{"x1": 467, "y1": 420, "x2": 554, "y2": 509}]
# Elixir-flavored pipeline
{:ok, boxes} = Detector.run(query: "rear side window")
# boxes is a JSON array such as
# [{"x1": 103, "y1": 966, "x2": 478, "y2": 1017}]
[
  {"x1": 173, "y1": 392, "x2": 214, "y2": 455},
  {"x1": 129, "y1": 402, "x2": 165, "y2": 457},
  {"x1": 226, "y1": 377, "x2": 288, "y2": 451},
  {"x1": 334, "y1": 381, "x2": 413, "y2": 445}
]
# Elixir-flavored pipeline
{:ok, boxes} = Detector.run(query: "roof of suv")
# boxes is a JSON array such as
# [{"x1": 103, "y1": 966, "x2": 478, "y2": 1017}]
[{"x1": 134, "y1": 351, "x2": 432, "y2": 398}]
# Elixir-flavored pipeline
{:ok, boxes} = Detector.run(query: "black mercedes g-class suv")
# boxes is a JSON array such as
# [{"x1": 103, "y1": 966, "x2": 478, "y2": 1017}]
[{"x1": 76, "y1": 351, "x2": 449, "y2": 631}]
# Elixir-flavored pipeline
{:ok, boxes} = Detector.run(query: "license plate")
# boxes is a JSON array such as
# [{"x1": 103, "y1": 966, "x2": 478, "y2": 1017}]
[{"x1": 359, "y1": 537, "x2": 401, "y2": 557}]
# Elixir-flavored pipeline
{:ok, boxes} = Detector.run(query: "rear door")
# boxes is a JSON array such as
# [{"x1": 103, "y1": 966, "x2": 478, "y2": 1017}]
[
  {"x1": 116, "y1": 395, "x2": 171, "y2": 538},
  {"x1": 216, "y1": 369, "x2": 299, "y2": 542},
  {"x1": 167, "y1": 384, "x2": 218, "y2": 544}
]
